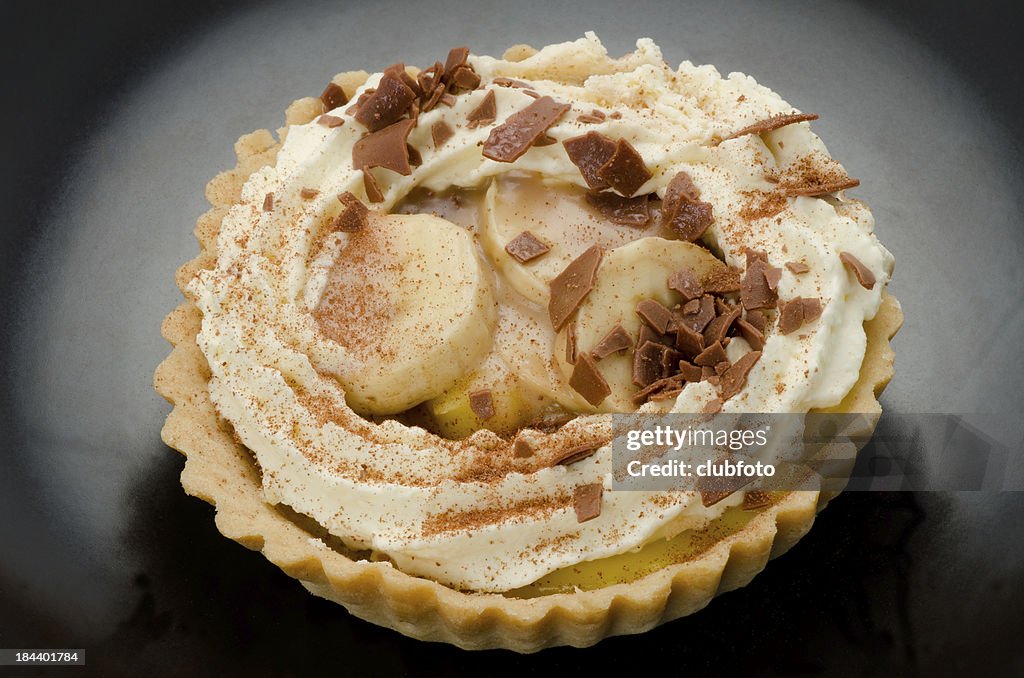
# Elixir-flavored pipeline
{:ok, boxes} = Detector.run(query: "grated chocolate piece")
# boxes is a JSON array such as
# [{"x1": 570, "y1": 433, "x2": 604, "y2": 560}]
[
  {"x1": 597, "y1": 138, "x2": 652, "y2": 197},
  {"x1": 492, "y1": 77, "x2": 530, "y2": 88},
  {"x1": 362, "y1": 167, "x2": 384, "y2": 203},
  {"x1": 840, "y1": 251, "x2": 876, "y2": 289},
  {"x1": 778, "y1": 296, "x2": 824, "y2": 335},
  {"x1": 317, "y1": 114, "x2": 345, "y2": 128},
  {"x1": 565, "y1": 322, "x2": 578, "y2": 365},
  {"x1": 745, "y1": 309, "x2": 767, "y2": 333},
  {"x1": 466, "y1": 90, "x2": 497, "y2": 129},
  {"x1": 468, "y1": 389, "x2": 496, "y2": 421},
  {"x1": 577, "y1": 112, "x2": 606, "y2": 124},
  {"x1": 300, "y1": 187, "x2": 319, "y2": 200},
  {"x1": 562, "y1": 131, "x2": 617, "y2": 190},
  {"x1": 262, "y1": 192, "x2": 274, "y2": 212},
  {"x1": 483, "y1": 96, "x2": 571, "y2": 163},
  {"x1": 702, "y1": 398, "x2": 723, "y2": 415},
  {"x1": 417, "y1": 62, "x2": 444, "y2": 94},
  {"x1": 354, "y1": 73, "x2": 417, "y2": 132},
  {"x1": 720, "y1": 351, "x2": 762, "y2": 400},
  {"x1": 638, "y1": 323, "x2": 673, "y2": 349},
  {"x1": 421, "y1": 84, "x2": 445, "y2": 112},
  {"x1": 675, "y1": 322, "x2": 705, "y2": 360},
  {"x1": 573, "y1": 483, "x2": 604, "y2": 523},
  {"x1": 632, "y1": 374, "x2": 686, "y2": 404},
  {"x1": 635, "y1": 299, "x2": 673, "y2": 334},
  {"x1": 439, "y1": 92, "x2": 457, "y2": 107},
  {"x1": 443, "y1": 46, "x2": 470, "y2": 76},
  {"x1": 678, "y1": 360, "x2": 703, "y2": 383},
  {"x1": 555, "y1": 441, "x2": 603, "y2": 465},
  {"x1": 352, "y1": 118, "x2": 417, "y2": 176},
  {"x1": 592, "y1": 323, "x2": 633, "y2": 360},
  {"x1": 632, "y1": 341, "x2": 666, "y2": 388},
  {"x1": 660, "y1": 170, "x2": 715, "y2": 241},
  {"x1": 585, "y1": 192, "x2": 650, "y2": 227},
  {"x1": 704, "y1": 305, "x2": 742, "y2": 345},
  {"x1": 320, "y1": 81, "x2": 349, "y2": 112},
  {"x1": 741, "y1": 259, "x2": 780, "y2": 310},
  {"x1": 569, "y1": 352, "x2": 611, "y2": 406},
  {"x1": 702, "y1": 266, "x2": 742, "y2": 294},
  {"x1": 786, "y1": 261, "x2": 810, "y2": 275},
  {"x1": 719, "y1": 112, "x2": 819, "y2": 143},
  {"x1": 332, "y1": 192, "x2": 368, "y2": 233},
  {"x1": 694, "y1": 341, "x2": 727, "y2": 367},
  {"x1": 734, "y1": 317, "x2": 765, "y2": 351},
  {"x1": 450, "y1": 66, "x2": 482, "y2": 91},
  {"x1": 505, "y1": 231, "x2": 550, "y2": 263},
  {"x1": 548, "y1": 244, "x2": 603, "y2": 331},
  {"x1": 668, "y1": 268, "x2": 703, "y2": 301},
  {"x1": 701, "y1": 490, "x2": 733, "y2": 507},
  {"x1": 512, "y1": 435, "x2": 534, "y2": 458},
  {"x1": 678, "y1": 294, "x2": 716, "y2": 334},
  {"x1": 431, "y1": 120, "x2": 454, "y2": 149},
  {"x1": 784, "y1": 177, "x2": 860, "y2": 196}
]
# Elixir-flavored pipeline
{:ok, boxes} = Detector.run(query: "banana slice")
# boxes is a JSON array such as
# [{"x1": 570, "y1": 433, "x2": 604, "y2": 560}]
[
  {"x1": 314, "y1": 212, "x2": 497, "y2": 415},
  {"x1": 556, "y1": 237, "x2": 725, "y2": 412},
  {"x1": 479, "y1": 174, "x2": 654, "y2": 306}
]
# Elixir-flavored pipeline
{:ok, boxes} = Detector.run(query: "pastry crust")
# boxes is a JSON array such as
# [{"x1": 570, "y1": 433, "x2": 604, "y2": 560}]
[{"x1": 154, "y1": 83, "x2": 902, "y2": 652}]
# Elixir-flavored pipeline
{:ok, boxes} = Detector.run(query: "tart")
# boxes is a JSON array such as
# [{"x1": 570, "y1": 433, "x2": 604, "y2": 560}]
[{"x1": 155, "y1": 34, "x2": 902, "y2": 651}]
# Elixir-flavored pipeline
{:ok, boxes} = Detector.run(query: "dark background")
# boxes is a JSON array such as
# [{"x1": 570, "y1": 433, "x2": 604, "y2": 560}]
[{"x1": 1, "y1": 0, "x2": 1023, "y2": 675}]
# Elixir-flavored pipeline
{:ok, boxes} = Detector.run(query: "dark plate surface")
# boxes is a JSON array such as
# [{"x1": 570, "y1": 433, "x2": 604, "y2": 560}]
[{"x1": 2, "y1": 0, "x2": 1023, "y2": 675}]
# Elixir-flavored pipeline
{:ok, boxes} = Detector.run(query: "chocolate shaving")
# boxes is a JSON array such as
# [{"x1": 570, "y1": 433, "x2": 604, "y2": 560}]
[
  {"x1": 632, "y1": 341, "x2": 666, "y2": 389},
  {"x1": 678, "y1": 360, "x2": 703, "y2": 383},
  {"x1": 720, "y1": 351, "x2": 762, "y2": 400},
  {"x1": 468, "y1": 389, "x2": 495, "y2": 421},
  {"x1": 648, "y1": 387, "x2": 683, "y2": 402},
  {"x1": 483, "y1": 96, "x2": 571, "y2": 163},
  {"x1": 332, "y1": 192, "x2": 368, "y2": 233},
  {"x1": 577, "y1": 112, "x2": 606, "y2": 124},
  {"x1": 703, "y1": 306, "x2": 742, "y2": 345},
  {"x1": 505, "y1": 231, "x2": 550, "y2": 264},
  {"x1": 300, "y1": 187, "x2": 319, "y2": 200},
  {"x1": 638, "y1": 324, "x2": 673, "y2": 349},
  {"x1": 702, "y1": 266, "x2": 742, "y2": 294},
  {"x1": 533, "y1": 134, "x2": 556, "y2": 147},
  {"x1": 573, "y1": 483, "x2": 603, "y2": 523},
  {"x1": 701, "y1": 490, "x2": 733, "y2": 507},
  {"x1": 734, "y1": 317, "x2": 765, "y2": 351},
  {"x1": 439, "y1": 93, "x2": 457, "y2": 107},
  {"x1": 262, "y1": 192, "x2": 274, "y2": 212},
  {"x1": 741, "y1": 259, "x2": 781, "y2": 310},
  {"x1": 702, "y1": 398, "x2": 723, "y2": 415},
  {"x1": 635, "y1": 299, "x2": 673, "y2": 334},
  {"x1": 320, "y1": 82, "x2": 349, "y2": 112},
  {"x1": 694, "y1": 341, "x2": 727, "y2": 367},
  {"x1": 431, "y1": 120, "x2": 454, "y2": 149},
  {"x1": 492, "y1": 77, "x2": 530, "y2": 88},
  {"x1": 745, "y1": 309, "x2": 767, "y2": 333},
  {"x1": 840, "y1": 251, "x2": 876, "y2": 289},
  {"x1": 675, "y1": 323, "x2": 705, "y2": 360},
  {"x1": 562, "y1": 131, "x2": 617, "y2": 190},
  {"x1": 668, "y1": 268, "x2": 703, "y2": 301},
  {"x1": 743, "y1": 491, "x2": 772, "y2": 510},
  {"x1": 443, "y1": 46, "x2": 470, "y2": 76},
  {"x1": 466, "y1": 90, "x2": 497, "y2": 129},
  {"x1": 513, "y1": 435, "x2": 534, "y2": 458},
  {"x1": 406, "y1": 144, "x2": 422, "y2": 167},
  {"x1": 661, "y1": 170, "x2": 715, "y2": 241},
  {"x1": 352, "y1": 118, "x2": 416, "y2": 176},
  {"x1": 597, "y1": 138, "x2": 652, "y2": 197},
  {"x1": 422, "y1": 85, "x2": 445, "y2": 112},
  {"x1": 783, "y1": 177, "x2": 860, "y2": 196},
  {"x1": 785, "y1": 261, "x2": 810, "y2": 275},
  {"x1": 592, "y1": 324, "x2": 633, "y2": 360},
  {"x1": 556, "y1": 441, "x2": 604, "y2": 466},
  {"x1": 585, "y1": 192, "x2": 650, "y2": 227},
  {"x1": 362, "y1": 167, "x2": 384, "y2": 203},
  {"x1": 565, "y1": 322, "x2": 578, "y2": 365},
  {"x1": 778, "y1": 297, "x2": 824, "y2": 335},
  {"x1": 317, "y1": 114, "x2": 345, "y2": 128},
  {"x1": 569, "y1": 352, "x2": 611, "y2": 406},
  {"x1": 354, "y1": 73, "x2": 417, "y2": 132},
  {"x1": 678, "y1": 294, "x2": 716, "y2": 333},
  {"x1": 548, "y1": 244, "x2": 603, "y2": 331},
  {"x1": 719, "y1": 112, "x2": 819, "y2": 143},
  {"x1": 632, "y1": 375, "x2": 686, "y2": 404},
  {"x1": 451, "y1": 66, "x2": 482, "y2": 91}
]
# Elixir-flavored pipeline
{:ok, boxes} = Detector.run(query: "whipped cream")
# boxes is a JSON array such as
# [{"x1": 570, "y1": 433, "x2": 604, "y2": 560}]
[{"x1": 189, "y1": 34, "x2": 893, "y2": 591}]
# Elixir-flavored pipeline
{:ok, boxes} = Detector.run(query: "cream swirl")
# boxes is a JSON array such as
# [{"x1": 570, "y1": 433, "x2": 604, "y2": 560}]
[{"x1": 189, "y1": 34, "x2": 893, "y2": 591}]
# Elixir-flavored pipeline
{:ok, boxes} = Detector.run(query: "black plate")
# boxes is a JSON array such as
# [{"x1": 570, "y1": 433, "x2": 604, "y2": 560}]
[{"x1": 2, "y1": 0, "x2": 1023, "y2": 675}]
